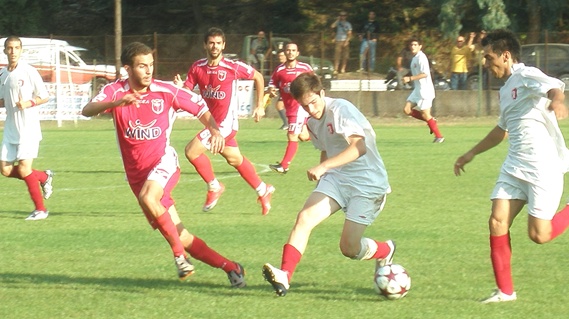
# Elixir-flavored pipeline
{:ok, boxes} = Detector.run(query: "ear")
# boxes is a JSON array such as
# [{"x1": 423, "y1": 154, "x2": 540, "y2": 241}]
[{"x1": 503, "y1": 51, "x2": 511, "y2": 63}]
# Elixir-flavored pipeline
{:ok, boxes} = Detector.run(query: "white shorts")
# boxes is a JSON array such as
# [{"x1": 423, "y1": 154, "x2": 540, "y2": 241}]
[
  {"x1": 314, "y1": 173, "x2": 387, "y2": 225},
  {"x1": 491, "y1": 172, "x2": 563, "y2": 220},
  {"x1": 1, "y1": 140, "x2": 40, "y2": 162},
  {"x1": 407, "y1": 91, "x2": 433, "y2": 110}
]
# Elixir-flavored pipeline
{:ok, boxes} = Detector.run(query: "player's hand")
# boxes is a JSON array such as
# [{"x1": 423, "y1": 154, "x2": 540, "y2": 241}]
[
  {"x1": 307, "y1": 165, "x2": 327, "y2": 181},
  {"x1": 550, "y1": 100, "x2": 568, "y2": 120},
  {"x1": 173, "y1": 74, "x2": 183, "y2": 87},
  {"x1": 252, "y1": 106, "x2": 265, "y2": 122},
  {"x1": 15, "y1": 100, "x2": 31, "y2": 110},
  {"x1": 117, "y1": 92, "x2": 141, "y2": 107},
  {"x1": 208, "y1": 131, "x2": 225, "y2": 155},
  {"x1": 454, "y1": 152, "x2": 474, "y2": 176}
]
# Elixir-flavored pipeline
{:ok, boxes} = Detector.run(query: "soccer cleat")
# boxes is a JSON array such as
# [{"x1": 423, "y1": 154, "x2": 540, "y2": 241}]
[
  {"x1": 376, "y1": 240, "x2": 396, "y2": 270},
  {"x1": 202, "y1": 183, "x2": 225, "y2": 212},
  {"x1": 258, "y1": 184, "x2": 275, "y2": 216},
  {"x1": 227, "y1": 262, "x2": 247, "y2": 288},
  {"x1": 25, "y1": 210, "x2": 49, "y2": 221},
  {"x1": 480, "y1": 289, "x2": 517, "y2": 304},
  {"x1": 41, "y1": 170, "x2": 54, "y2": 199},
  {"x1": 175, "y1": 255, "x2": 195, "y2": 280},
  {"x1": 433, "y1": 137, "x2": 445, "y2": 143},
  {"x1": 262, "y1": 263, "x2": 290, "y2": 297},
  {"x1": 279, "y1": 124, "x2": 288, "y2": 130},
  {"x1": 269, "y1": 163, "x2": 289, "y2": 174}
]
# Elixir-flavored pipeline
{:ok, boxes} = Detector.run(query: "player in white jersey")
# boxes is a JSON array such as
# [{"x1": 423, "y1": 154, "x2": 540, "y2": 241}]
[
  {"x1": 82, "y1": 42, "x2": 246, "y2": 286},
  {"x1": 262, "y1": 72, "x2": 395, "y2": 297},
  {"x1": 267, "y1": 43, "x2": 313, "y2": 174},
  {"x1": 0, "y1": 36, "x2": 53, "y2": 220},
  {"x1": 402, "y1": 37, "x2": 444, "y2": 143},
  {"x1": 454, "y1": 29, "x2": 569, "y2": 303}
]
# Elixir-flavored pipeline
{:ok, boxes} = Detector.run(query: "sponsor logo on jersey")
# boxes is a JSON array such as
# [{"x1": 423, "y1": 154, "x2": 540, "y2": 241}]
[
  {"x1": 202, "y1": 84, "x2": 226, "y2": 100},
  {"x1": 125, "y1": 119, "x2": 162, "y2": 140}
]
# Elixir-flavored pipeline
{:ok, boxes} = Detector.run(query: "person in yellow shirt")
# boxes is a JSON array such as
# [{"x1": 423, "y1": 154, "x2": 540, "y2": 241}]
[{"x1": 450, "y1": 32, "x2": 475, "y2": 90}]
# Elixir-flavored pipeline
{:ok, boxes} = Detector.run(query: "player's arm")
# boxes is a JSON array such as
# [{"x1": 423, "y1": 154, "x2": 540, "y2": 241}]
[
  {"x1": 82, "y1": 92, "x2": 140, "y2": 117},
  {"x1": 16, "y1": 96, "x2": 49, "y2": 110},
  {"x1": 454, "y1": 125, "x2": 507, "y2": 176},
  {"x1": 251, "y1": 69, "x2": 266, "y2": 122},
  {"x1": 197, "y1": 111, "x2": 225, "y2": 155},
  {"x1": 548, "y1": 88, "x2": 567, "y2": 119},
  {"x1": 307, "y1": 135, "x2": 365, "y2": 181}
]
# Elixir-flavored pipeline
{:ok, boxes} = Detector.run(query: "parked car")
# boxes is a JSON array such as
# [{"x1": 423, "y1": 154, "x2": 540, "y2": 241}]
[
  {"x1": 0, "y1": 37, "x2": 125, "y2": 90},
  {"x1": 235, "y1": 35, "x2": 335, "y2": 88},
  {"x1": 467, "y1": 43, "x2": 569, "y2": 90}
]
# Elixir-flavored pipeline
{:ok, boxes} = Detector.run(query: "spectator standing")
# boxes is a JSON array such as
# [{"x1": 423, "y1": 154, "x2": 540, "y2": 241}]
[
  {"x1": 402, "y1": 37, "x2": 444, "y2": 143},
  {"x1": 358, "y1": 11, "x2": 380, "y2": 72},
  {"x1": 0, "y1": 36, "x2": 53, "y2": 221},
  {"x1": 396, "y1": 39, "x2": 414, "y2": 89},
  {"x1": 249, "y1": 31, "x2": 270, "y2": 70},
  {"x1": 330, "y1": 11, "x2": 352, "y2": 74},
  {"x1": 274, "y1": 50, "x2": 288, "y2": 130},
  {"x1": 450, "y1": 32, "x2": 475, "y2": 90}
]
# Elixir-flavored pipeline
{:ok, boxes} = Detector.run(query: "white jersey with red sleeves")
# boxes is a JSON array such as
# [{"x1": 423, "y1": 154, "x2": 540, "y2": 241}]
[
  {"x1": 90, "y1": 78, "x2": 209, "y2": 184},
  {"x1": 184, "y1": 57, "x2": 255, "y2": 130},
  {"x1": 269, "y1": 61, "x2": 312, "y2": 117},
  {"x1": 0, "y1": 61, "x2": 49, "y2": 144}
]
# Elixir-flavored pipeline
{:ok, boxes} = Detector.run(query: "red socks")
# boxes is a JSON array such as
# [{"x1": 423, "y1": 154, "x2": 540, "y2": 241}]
[
  {"x1": 490, "y1": 234, "x2": 514, "y2": 295},
  {"x1": 372, "y1": 240, "x2": 390, "y2": 259},
  {"x1": 155, "y1": 212, "x2": 185, "y2": 257},
  {"x1": 410, "y1": 109, "x2": 425, "y2": 121},
  {"x1": 427, "y1": 118, "x2": 443, "y2": 138},
  {"x1": 280, "y1": 141, "x2": 299, "y2": 170},
  {"x1": 23, "y1": 172, "x2": 45, "y2": 211},
  {"x1": 281, "y1": 244, "x2": 302, "y2": 282},
  {"x1": 186, "y1": 236, "x2": 236, "y2": 272},
  {"x1": 235, "y1": 157, "x2": 262, "y2": 189},
  {"x1": 550, "y1": 204, "x2": 569, "y2": 240},
  {"x1": 189, "y1": 154, "x2": 215, "y2": 184}
]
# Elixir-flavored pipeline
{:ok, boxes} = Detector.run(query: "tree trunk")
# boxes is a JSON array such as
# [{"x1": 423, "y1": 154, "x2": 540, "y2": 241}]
[{"x1": 527, "y1": 0, "x2": 541, "y2": 43}]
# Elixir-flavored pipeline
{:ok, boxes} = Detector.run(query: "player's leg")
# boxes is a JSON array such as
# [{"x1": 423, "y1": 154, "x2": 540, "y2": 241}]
[
  {"x1": 275, "y1": 99, "x2": 288, "y2": 130},
  {"x1": 271, "y1": 115, "x2": 308, "y2": 173},
  {"x1": 186, "y1": 130, "x2": 224, "y2": 212},
  {"x1": 222, "y1": 144, "x2": 274, "y2": 215},
  {"x1": 263, "y1": 191, "x2": 338, "y2": 296},
  {"x1": 169, "y1": 206, "x2": 246, "y2": 288},
  {"x1": 419, "y1": 104, "x2": 444, "y2": 141},
  {"x1": 526, "y1": 177, "x2": 569, "y2": 243}
]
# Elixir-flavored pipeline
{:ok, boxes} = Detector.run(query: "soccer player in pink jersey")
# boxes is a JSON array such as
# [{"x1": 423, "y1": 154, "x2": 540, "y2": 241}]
[
  {"x1": 174, "y1": 27, "x2": 274, "y2": 215},
  {"x1": 267, "y1": 43, "x2": 313, "y2": 174},
  {"x1": 82, "y1": 42, "x2": 246, "y2": 287},
  {"x1": 0, "y1": 36, "x2": 53, "y2": 221}
]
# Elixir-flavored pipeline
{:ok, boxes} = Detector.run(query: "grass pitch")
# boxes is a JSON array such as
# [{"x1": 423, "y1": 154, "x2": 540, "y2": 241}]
[{"x1": 1, "y1": 117, "x2": 569, "y2": 319}]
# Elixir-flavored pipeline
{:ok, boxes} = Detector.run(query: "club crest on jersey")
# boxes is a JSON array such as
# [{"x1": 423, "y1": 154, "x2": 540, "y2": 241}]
[
  {"x1": 125, "y1": 119, "x2": 162, "y2": 140},
  {"x1": 327, "y1": 123, "x2": 334, "y2": 134},
  {"x1": 511, "y1": 88, "x2": 518, "y2": 100},
  {"x1": 151, "y1": 99, "x2": 164, "y2": 114},
  {"x1": 218, "y1": 70, "x2": 227, "y2": 81}
]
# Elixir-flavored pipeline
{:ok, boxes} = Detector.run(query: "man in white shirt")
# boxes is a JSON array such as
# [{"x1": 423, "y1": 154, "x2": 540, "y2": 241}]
[
  {"x1": 454, "y1": 29, "x2": 569, "y2": 304},
  {"x1": 0, "y1": 36, "x2": 52, "y2": 220}
]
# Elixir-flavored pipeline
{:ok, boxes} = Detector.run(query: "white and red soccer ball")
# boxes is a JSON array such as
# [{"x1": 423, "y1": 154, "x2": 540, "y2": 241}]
[{"x1": 374, "y1": 264, "x2": 411, "y2": 300}]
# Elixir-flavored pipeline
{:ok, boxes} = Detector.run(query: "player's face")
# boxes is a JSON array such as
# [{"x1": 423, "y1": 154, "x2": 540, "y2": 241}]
[
  {"x1": 205, "y1": 35, "x2": 225, "y2": 60},
  {"x1": 409, "y1": 41, "x2": 421, "y2": 55},
  {"x1": 4, "y1": 40, "x2": 22, "y2": 65},
  {"x1": 285, "y1": 44, "x2": 299, "y2": 62},
  {"x1": 126, "y1": 53, "x2": 154, "y2": 90},
  {"x1": 296, "y1": 90, "x2": 325, "y2": 120},
  {"x1": 483, "y1": 46, "x2": 510, "y2": 79}
]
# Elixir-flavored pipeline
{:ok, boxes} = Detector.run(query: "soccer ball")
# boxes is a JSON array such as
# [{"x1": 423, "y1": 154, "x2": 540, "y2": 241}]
[{"x1": 374, "y1": 264, "x2": 411, "y2": 300}]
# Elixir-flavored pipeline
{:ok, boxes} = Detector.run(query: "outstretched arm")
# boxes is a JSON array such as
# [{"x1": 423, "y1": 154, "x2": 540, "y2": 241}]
[{"x1": 454, "y1": 125, "x2": 507, "y2": 176}]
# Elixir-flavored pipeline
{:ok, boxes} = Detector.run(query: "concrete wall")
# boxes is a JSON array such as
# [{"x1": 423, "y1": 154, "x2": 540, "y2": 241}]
[{"x1": 325, "y1": 90, "x2": 501, "y2": 118}]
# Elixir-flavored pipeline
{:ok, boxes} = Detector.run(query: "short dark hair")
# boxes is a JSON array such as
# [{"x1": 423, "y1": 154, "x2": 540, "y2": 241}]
[
  {"x1": 120, "y1": 42, "x2": 153, "y2": 67},
  {"x1": 290, "y1": 72, "x2": 322, "y2": 100},
  {"x1": 481, "y1": 29, "x2": 521, "y2": 62},
  {"x1": 4, "y1": 36, "x2": 22, "y2": 49},
  {"x1": 408, "y1": 36, "x2": 422, "y2": 45},
  {"x1": 204, "y1": 27, "x2": 225, "y2": 44}
]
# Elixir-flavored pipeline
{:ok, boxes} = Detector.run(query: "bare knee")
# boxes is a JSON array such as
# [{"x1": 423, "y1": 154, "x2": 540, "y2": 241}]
[
  {"x1": 528, "y1": 229, "x2": 551, "y2": 244},
  {"x1": 488, "y1": 215, "x2": 510, "y2": 235}
]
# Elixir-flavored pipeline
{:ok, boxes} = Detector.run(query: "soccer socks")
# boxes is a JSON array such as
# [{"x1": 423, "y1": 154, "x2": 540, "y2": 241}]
[
  {"x1": 186, "y1": 236, "x2": 236, "y2": 271},
  {"x1": 155, "y1": 212, "x2": 186, "y2": 258},
  {"x1": 550, "y1": 204, "x2": 569, "y2": 240},
  {"x1": 410, "y1": 109, "x2": 425, "y2": 121},
  {"x1": 235, "y1": 157, "x2": 262, "y2": 189},
  {"x1": 281, "y1": 244, "x2": 302, "y2": 282},
  {"x1": 427, "y1": 118, "x2": 443, "y2": 138},
  {"x1": 280, "y1": 141, "x2": 298, "y2": 170},
  {"x1": 189, "y1": 154, "x2": 216, "y2": 185},
  {"x1": 35, "y1": 170, "x2": 48, "y2": 184},
  {"x1": 278, "y1": 109, "x2": 288, "y2": 126},
  {"x1": 490, "y1": 234, "x2": 514, "y2": 295},
  {"x1": 23, "y1": 172, "x2": 45, "y2": 211},
  {"x1": 372, "y1": 240, "x2": 391, "y2": 260}
]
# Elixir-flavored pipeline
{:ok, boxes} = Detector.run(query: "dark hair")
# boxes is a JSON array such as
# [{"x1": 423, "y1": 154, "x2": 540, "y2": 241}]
[
  {"x1": 4, "y1": 36, "x2": 22, "y2": 49},
  {"x1": 204, "y1": 27, "x2": 225, "y2": 44},
  {"x1": 290, "y1": 72, "x2": 322, "y2": 100},
  {"x1": 408, "y1": 36, "x2": 422, "y2": 45},
  {"x1": 481, "y1": 29, "x2": 521, "y2": 62},
  {"x1": 120, "y1": 42, "x2": 153, "y2": 66}
]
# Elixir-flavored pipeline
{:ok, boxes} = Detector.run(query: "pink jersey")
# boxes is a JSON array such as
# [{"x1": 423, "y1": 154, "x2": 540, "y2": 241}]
[
  {"x1": 184, "y1": 57, "x2": 255, "y2": 128},
  {"x1": 91, "y1": 79, "x2": 209, "y2": 184},
  {"x1": 269, "y1": 61, "x2": 313, "y2": 116}
]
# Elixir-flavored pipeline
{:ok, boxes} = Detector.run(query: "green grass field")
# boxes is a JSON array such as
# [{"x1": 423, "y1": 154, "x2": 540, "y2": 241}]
[{"x1": 2, "y1": 117, "x2": 569, "y2": 319}]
